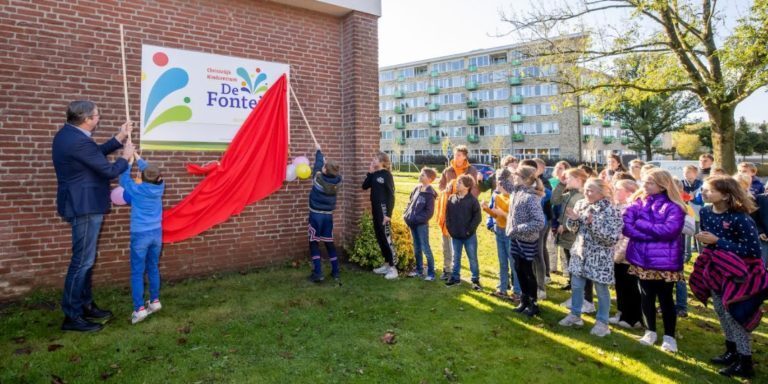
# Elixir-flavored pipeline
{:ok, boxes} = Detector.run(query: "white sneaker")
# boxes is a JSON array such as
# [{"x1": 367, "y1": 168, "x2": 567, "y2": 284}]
[
  {"x1": 639, "y1": 330, "x2": 658, "y2": 346},
  {"x1": 131, "y1": 307, "x2": 148, "y2": 324},
  {"x1": 581, "y1": 301, "x2": 596, "y2": 313},
  {"x1": 661, "y1": 335, "x2": 678, "y2": 353},
  {"x1": 146, "y1": 300, "x2": 162, "y2": 314},
  {"x1": 373, "y1": 265, "x2": 389, "y2": 274},
  {"x1": 384, "y1": 266, "x2": 399, "y2": 280},
  {"x1": 617, "y1": 320, "x2": 643, "y2": 329},
  {"x1": 590, "y1": 321, "x2": 611, "y2": 337},
  {"x1": 537, "y1": 289, "x2": 547, "y2": 300},
  {"x1": 559, "y1": 314, "x2": 584, "y2": 327},
  {"x1": 423, "y1": 275, "x2": 435, "y2": 282},
  {"x1": 406, "y1": 271, "x2": 421, "y2": 278},
  {"x1": 608, "y1": 311, "x2": 621, "y2": 324},
  {"x1": 545, "y1": 276, "x2": 552, "y2": 284},
  {"x1": 560, "y1": 297, "x2": 572, "y2": 309}
]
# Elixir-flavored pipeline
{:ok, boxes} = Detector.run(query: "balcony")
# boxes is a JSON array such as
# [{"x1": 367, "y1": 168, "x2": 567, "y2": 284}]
[
  {"x1": 395, "y1": 136, "x2": 406, "y2": 145},
  {"x1": 466, "y1": 81, "x2": 478, "y2": 91},
  {"x1": 508, "y1": 76, "x2": 522, "y2": 86},
  {"x1": 467, "y1": 116, "x2": 479, "y2": 125},
  {"x1": 429, "y1": 120, "x2": 441, "y2": 128},
  {"x1": 397, "y1": 75, "x2": 405, "y2": 82},
  {"x1": 467, "y1": 134, "x2": 480, "y2": 143},
  {"x1": 581, "y1": 117, "x2": 592, "y2": 125},
  {"x1": 603, "y1": 136, "x2": 615, "y2": 145},
  {"x1": 511, "y1": 59, "x2": 522, "y2": 66},
  {"x1": 510, "y1": 114, "x2": 524, "y2": 123},
  {"x1": 602, "y1": 119, "x2": 612, "y2": 127},
  {"x1": 510, "y1": 95, "x2": 523, "y2": 104},
  {"x1": 512, "y1": 133, "x2": 525, "y2": 142},
  {"x1": 468, "y1": 65, "x2": 478, "y2": 72},
  {"x1": 428, "y1": 103, "x2": 440, "y2": 111},
  {"x1": 394, "y1": 105, "x2": 406, "y2": 114},
  {"x1": 395, "y1": 121, "x2": 405, "y2": 129},
  {"x1": 466, "y1": 99, "x2": 479, "y2": 108},
  {"x1": 430, "y1": 70, "x2": 439, "y2": 77},
  {"x1": 582, "y1": 134, "x2": 593, "y2": 143},
  {"x1": 429, "y1": 136, "x2": 441, "y2": 145},
  {"x1": 427, "y1": 86, "x2": 440, "y2": 95},
  {"x1": 394, "y1": 90, "x2": 405, "y2": 99}
]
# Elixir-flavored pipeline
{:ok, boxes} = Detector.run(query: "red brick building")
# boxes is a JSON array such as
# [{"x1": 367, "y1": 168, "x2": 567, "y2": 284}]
[{"x1": 0, "y1": 0, "x2": 381, "y2": 300}]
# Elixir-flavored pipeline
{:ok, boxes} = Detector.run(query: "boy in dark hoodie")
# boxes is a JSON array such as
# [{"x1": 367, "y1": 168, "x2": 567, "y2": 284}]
[
  {"x1": 307, "y1": 146, "x2": 342, "y2": 283},
  {"x1": 120, "y1": 154, "x2": 165, "y2": 324},
  {"x1": 445, "y1": 175, "x2": 482, "y2": 290},
  {"x1": 403, "y1": 167, "x2": 438, "y2": 280}
]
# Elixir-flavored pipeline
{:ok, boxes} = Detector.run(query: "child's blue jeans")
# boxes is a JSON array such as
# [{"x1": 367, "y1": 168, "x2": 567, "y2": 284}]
[
  {"x1": 130, "y1": 228, "x2": 162, "y2": 311},
  {"x1": 409, "y1": 224, "x2": 435, "y2": 277},
  {"x1": 494, "y1": 227, "x2": 521, "y2": 295},
  {"x1": 451, "y1": 234, "x2": 479, "y2": 282}
]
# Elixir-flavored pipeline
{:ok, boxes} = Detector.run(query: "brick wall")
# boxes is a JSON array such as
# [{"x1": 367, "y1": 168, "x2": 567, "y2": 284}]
[{"x1": 0, "y1": 0, "x2": 379, "y2": 300}]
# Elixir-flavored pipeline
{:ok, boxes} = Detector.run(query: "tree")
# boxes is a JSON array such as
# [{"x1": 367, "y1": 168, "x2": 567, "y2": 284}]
[
  {"x1": 671, "y1": 130, "x2": 702, "y2": 159},
  {"x1": 754, "y1": 122, "x2": 768, "y2": 162},
  {"x1": 735, "y1": 116, "x2": 759, "y2": 161},
  {"x1": 597, "y1": 81, "x2": 700, "y2": 160},
  {"x1": 502, "y1": 0, "x2": 768, "y2": 173},
  {"x1": 691, "y1": 121, "x2": 713, "y2": 150},
  {"x1": 489, "y1": 135, "x2": 507, "y2": 167}
]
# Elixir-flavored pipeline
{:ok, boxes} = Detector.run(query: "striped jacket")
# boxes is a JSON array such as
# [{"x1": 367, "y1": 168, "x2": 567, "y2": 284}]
[{"x1": 689, "y1": 248, "x2": 768, "y2": 331}]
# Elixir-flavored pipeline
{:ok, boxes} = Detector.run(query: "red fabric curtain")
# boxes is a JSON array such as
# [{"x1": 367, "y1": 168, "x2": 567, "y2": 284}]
[{"x1": 162, "y1": 74, "x2": 288, "y2": 243}]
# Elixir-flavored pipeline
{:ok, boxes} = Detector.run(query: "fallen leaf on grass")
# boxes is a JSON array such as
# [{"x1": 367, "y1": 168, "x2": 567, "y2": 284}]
[
  {"x1": 380, "y1": 331, "x2": 396, "y2": 345},
  {"x1": 13, "y1": 337, "x2": 25, "y2": 344},
  {"x1": 69, "y1": 355, "x2": 81, "y2": 364},
  {"x1": 14, "y1": 347, "x2": 32, "y2": 355},
  {"x1": 48, "y1": 344, "x2": 64, "y2": 352},
  {"x1": 212, "y1": 351, "x2": 221, "y2": 358},
  {"x1": 444, "y1": 367, "x2": 458, "y2": 382},
  {"x1": 100, "y1": 371, "x2": 113, "y2": 380},
  {"x1": 51, "y1": 374, "x2": 65, "y2": 384},
  {"x1": 177, "y1": 325, "x2": 191, "y2": 334},
  {"x1": 278, "y1": 351, "x2": 294, "y2": 360},
  {"x1": 177, "y1": 338, "x2": 187, "y2": 345}
]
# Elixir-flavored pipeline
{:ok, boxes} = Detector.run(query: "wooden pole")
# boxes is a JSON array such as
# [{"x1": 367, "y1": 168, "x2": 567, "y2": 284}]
[
  {"x1": 288, "y1": 83, "x2": 320, "y2": 149},
  {"x1": 119, "y1": 24, "x2": 131, "y2": 144}
]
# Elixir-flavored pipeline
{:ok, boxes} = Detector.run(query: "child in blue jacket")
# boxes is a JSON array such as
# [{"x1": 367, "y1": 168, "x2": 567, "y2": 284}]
[
  {"x1": 120, "y1": 154, "x2": 165, "y2": 324},
  {"x1": 307, "y1": 146, "x2": 342, "y2": 283},
  {"x1": 403, "y1": 167, "x2": 438, "y2": 280}
]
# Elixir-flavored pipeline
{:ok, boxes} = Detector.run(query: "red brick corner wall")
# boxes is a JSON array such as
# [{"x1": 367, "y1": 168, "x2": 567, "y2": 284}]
[{"x1": 0, "y1": 1, "x2": 379, "y2": 300}]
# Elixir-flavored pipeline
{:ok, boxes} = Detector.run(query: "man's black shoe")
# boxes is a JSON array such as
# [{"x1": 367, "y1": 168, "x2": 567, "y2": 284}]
[
  {"x1": 61, "y1": 316, "x2": 103, "y2": 332},
  {"x1": 83, "y1": 302, "x2": 113, "y2": 321}
]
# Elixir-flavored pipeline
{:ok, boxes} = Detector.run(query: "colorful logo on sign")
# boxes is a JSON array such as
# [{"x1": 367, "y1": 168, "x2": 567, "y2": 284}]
[
  {"x1": 236, "y1": 67, "x2": 268, "y2": 96},
  {"x1": 143, "y1": 52, "x2": 192, "y2": 134}
]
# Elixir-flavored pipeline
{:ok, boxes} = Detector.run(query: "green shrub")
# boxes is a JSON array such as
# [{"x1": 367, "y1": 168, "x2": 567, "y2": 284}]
[{"x1": 347, "y1": 212, "x2": 415, "y2": 271}]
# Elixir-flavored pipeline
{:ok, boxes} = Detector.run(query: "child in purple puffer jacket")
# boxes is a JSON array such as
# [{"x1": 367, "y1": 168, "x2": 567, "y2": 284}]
[{"x1": 623, "y1": 168, "x2": 686, "y2": 353}]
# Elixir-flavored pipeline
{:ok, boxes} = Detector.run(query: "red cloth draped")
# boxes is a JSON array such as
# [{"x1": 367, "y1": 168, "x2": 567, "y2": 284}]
[{"x1": 162, "y1": 74, "x2": 288, "y2": 243}]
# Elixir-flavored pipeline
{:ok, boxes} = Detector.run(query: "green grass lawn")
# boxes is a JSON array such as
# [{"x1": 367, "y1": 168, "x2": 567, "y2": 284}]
[{"x1": 1, "y1": 172, "x2": 765, "y2": 383}]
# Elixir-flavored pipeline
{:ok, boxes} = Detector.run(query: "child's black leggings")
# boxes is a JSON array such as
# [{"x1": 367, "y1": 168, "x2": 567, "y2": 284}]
[
  {"x1": 639, "y1": 279, "x2": 677, "y2": 337},
  {"x1": 372, "y1": 205, "x2": 396, "y2": 265}
]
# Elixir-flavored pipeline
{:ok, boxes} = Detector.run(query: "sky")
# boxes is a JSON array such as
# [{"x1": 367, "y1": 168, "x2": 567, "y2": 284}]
[{"x1": 378, "y1": 0, "x2": 767, "y2": 123}]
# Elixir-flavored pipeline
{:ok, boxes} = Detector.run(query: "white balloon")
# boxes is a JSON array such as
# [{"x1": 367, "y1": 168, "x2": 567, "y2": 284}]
[{"x1": 285, "y1": 164, "x2": 297, "y2": 182}]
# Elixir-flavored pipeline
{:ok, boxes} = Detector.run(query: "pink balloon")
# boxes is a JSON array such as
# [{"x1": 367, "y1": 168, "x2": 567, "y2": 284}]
[
  {"x1": 111, "y1": 186, "x2": 127, "y2": 205},
  {"x1": 292, "y1": 156, "x2": 310, "y2": 166}
]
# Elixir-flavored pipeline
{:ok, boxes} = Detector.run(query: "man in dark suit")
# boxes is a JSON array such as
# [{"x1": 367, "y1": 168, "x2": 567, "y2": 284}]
[{"x1": 52, "y1": 100, "x2": 135, "y2": 332}]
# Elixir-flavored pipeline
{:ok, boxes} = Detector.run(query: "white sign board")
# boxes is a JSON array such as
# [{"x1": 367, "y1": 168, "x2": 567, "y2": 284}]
[{"x1": 140, "y1": 45, "x2": 289, "y2": 151}]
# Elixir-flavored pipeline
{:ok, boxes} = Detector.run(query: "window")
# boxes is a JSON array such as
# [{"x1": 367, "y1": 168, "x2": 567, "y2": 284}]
[
  {"x1": 469, "y1": 55, "x2": 490, "y2": 67},
  {"x1": 488, "y1": 124, "x2": 510, "y2": 136},
  {"x1": 490, "y1": 53, "x2": 507, "y2": 65},
  {"x1": 379, "y1": 71, "x2": 394, "y2": 82},
  {"x1": 492, "y1": 70, "x2": 508, "y2": 82},
  {"x1": 511, "y1": 103, "x2": 554, "y2": 116},
  {"x1": 512, "y1": 83, "x2": 559, "y2": 97},
  {"x1": 415, "y1": 65, "x2": 428, "y2": 76},
  {"x1": 380, "y1": 130, "x2": 393, "y2": 140},
  {"x1": 399, "y1": 67, "x2": 415, "y2": 79},
  {"x1": 469, "y1": 73, "x2": 493, "y2": 84},
  {"x1": 431, "y1": 59, "x2": 465, "y2": 73},
  {"x1": 513, "y1": 122, "x2": 560, "y2": 135},
  {"x1": 513, "y1": 147, "x2": 560, "y2": 160},
  {"x1": 405, "y1": 129, "x2": 428, "y2": 139}
]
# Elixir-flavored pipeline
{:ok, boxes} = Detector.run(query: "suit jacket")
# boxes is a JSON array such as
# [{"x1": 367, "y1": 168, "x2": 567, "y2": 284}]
[{"x1": 52, "y1": 124, "x2": 128, "y2": 219}]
